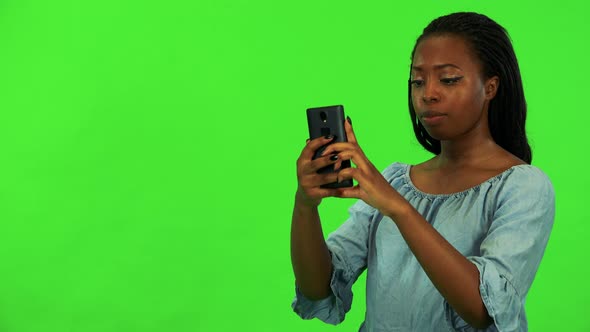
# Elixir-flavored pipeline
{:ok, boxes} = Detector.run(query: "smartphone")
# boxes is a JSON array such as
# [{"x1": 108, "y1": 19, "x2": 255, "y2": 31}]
[{"x1": 306, "y1": 105, "x2": 353, "y2": 188}]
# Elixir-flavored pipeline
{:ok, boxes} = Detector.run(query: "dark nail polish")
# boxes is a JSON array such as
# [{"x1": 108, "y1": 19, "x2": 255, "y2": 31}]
[
  {"x1": 330, "y1": 154, "x2": 339, "y2": 161},
  {"x1": 324, "y1": 135, "x2": 334, "y2": 139},
  {"x1": 347, "y1": 116, "x2": 352, "y2": 125}
]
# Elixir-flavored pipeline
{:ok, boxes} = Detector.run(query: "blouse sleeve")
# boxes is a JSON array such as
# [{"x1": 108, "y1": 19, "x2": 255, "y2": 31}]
[
  {"x1": 291, "y1": 199, "x2": 376, "y2": 325},
  {"x1": 444, "y1": 167, "x2": 556, "y2": 331}
]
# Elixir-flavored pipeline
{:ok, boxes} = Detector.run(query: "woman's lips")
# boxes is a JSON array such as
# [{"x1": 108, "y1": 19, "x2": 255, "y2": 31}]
[{"x1": 419, "y1": 111, "x2": 446, "y2": 126}]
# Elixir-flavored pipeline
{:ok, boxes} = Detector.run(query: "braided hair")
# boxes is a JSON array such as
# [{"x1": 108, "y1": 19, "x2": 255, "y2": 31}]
[{"x1": 408, "y1": 12, "x2": 532, "y2": 164}]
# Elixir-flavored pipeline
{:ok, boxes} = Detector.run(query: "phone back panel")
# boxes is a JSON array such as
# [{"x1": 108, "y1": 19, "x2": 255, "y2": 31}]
[{"x1": 306, "y1": 105, "x2": 352, "y2": 188}]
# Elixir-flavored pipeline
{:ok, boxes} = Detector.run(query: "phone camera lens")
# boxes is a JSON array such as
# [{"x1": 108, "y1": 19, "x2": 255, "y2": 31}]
[{"x1": 320, "y1": 111, "x2": 327, "y2": 122}]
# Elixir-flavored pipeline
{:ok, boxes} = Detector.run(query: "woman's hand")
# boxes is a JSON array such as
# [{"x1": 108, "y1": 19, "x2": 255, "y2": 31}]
[
  {"x1": 321, "y1": 118, "x2": 403, "y2": 216},
  {"x1": 295, "y1": 135, "x2": 343, "y2": 208}
]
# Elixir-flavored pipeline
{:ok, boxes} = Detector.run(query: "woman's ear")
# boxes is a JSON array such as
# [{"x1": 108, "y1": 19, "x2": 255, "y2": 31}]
[{"x1": 485, "y1": 76, "x2": 499, "y2": 100}]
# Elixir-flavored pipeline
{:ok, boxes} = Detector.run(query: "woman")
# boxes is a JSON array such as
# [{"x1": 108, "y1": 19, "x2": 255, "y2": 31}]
[{"x1": 290, "y1": 12, "x2": 554, "y2": 331}]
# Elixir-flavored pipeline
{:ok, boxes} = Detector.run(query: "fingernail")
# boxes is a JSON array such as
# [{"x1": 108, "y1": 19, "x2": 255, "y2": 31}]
[
  {"x1": 346, "y1": 116, "x2": 352, "y2": 125},
  {"x1": 330, "y1": 154, "x2": 339, "y2": 161},
  {"x1": 324, "y1": 135, "x2": 334, "y2": 139}
]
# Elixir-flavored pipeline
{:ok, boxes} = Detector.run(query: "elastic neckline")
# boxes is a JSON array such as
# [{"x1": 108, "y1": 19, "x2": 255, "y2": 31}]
[{"x1": 402, "y1": 163, "x2": 531, "y2": 199}]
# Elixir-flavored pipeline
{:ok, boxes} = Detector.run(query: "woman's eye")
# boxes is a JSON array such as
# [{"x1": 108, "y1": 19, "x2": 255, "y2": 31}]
[
  {"x1": 440, "y1": 77, "x2": 463, "y2": 85},
  {"x1": 410, "y1": 79, "x2": 424, "y2": 87}
]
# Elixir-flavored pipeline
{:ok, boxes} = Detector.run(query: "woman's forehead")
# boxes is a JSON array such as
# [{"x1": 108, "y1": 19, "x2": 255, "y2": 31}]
[{"x1": 412, "y1": 35, "x2": 479, "y2": 71}]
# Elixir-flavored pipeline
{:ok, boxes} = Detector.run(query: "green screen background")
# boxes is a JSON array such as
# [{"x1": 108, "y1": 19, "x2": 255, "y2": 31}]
[{"x1": 0, "y1": 1, "x2": 587, "y2": 331}]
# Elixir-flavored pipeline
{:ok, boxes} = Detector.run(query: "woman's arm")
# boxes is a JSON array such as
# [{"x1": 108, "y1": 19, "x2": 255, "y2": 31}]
[
  {"x1": 290, "y1": 192, "x2": 333, "y2": 300},
  {"x1": 385, "y1": 199, "x2": 492, "y2": 329},
  {"x1": 323, "y1": 119, "x2": 492, "y2": 328},
  {"x1": 290, "y1": 136, "x2": 343, "y2": 300}
]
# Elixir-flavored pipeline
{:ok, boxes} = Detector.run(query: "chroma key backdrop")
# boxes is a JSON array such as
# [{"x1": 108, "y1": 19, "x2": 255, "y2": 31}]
[{"x1": 0, "y1": 0, "x2": 588, "y2": 331}]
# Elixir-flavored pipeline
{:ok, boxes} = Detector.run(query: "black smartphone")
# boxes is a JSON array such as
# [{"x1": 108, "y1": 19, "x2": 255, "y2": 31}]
[{"x1": 306, "y1": 105, "x2": 353, "y2": 188}]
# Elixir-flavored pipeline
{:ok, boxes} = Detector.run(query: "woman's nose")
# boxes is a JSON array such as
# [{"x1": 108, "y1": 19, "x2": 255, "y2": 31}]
[{"x1": 422, "y1": 81, "x2": 440, "y2": 103}]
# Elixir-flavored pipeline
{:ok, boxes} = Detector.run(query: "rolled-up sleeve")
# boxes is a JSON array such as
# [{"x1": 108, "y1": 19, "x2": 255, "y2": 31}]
[
  {"x1": 292, "y1": 200, "x2": 375, "y2": 324},
  {"x1": 445, "y1": 167, "x2": 555, "y2": 331}
]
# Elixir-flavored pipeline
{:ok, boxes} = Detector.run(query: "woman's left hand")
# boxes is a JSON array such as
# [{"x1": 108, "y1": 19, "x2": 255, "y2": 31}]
[{"x1": 321, "y1": 118, "x2": 404, "y2": 217}]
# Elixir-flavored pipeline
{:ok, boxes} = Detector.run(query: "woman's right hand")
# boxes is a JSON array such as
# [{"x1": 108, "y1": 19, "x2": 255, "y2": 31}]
[{"x1": 295, "y1": 135, "x2": 342, "y2": 208}]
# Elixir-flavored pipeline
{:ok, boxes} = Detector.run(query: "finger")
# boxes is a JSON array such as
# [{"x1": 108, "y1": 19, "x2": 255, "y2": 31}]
[
  {"x1": 333, "y1": 158, "x2": 342, "y2": 171},
  {"x1": 320, "y1": 142, "x2": 355, "y2": 157},
  {"x1": 320, "y1": 188, "x2": 347, "y2": 198},
  {"x1": 320, "y1": 171, "x2": 341, "y2": 186},
  {"x1": 333, "y1": 185, "x2": 361, "y2": 199},
  {"x1": 300, "y1": 170, "x2": 339, "y2": 187},
  {"x1": 310, "y1": 153, "x2": 339, "y2": 171},
  {"x1": 344, "y1": 116, "x2": 357, "y2": 145},
  {"x1": 300, "y1": 135, "x2": 334, "y2": 160},
  {"x1": 300, "y1": 173, "x2": 338, "y2": 196},
  {"x1": 336, "y1": 167, "x2": 356, "y2": 183},
  {"x1": 299, "y1": 188, "x2": 329, "y2": 202},
  {"x1": 298, "y1": 154, "x2": 339, "y2": 176},
  {"x1": 306, "y1": 153, "x2": 340, "y2": 174},
  {"x1": 336, "y1": 150, "x2": 369, "y2": 169},
  {"x1": 306, "y1": 138, "x2": 310, "y2": 144}
]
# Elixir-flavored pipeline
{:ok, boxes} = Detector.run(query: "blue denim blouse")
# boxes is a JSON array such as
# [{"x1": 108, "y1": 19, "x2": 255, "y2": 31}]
[{"x1": 292, "y1": 162, "x2": 555, "y2": 332}]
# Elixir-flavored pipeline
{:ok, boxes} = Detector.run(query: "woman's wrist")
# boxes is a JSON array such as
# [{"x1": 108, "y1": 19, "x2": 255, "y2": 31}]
[
  {"x1": 381, "y1": 191, "x2": 413, "y2": 222},
  {"x1": 295, "y1": 189, "x2": 321, "y2": 210}
]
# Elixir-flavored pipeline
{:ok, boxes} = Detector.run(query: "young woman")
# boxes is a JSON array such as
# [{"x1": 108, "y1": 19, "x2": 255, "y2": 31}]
[{"x1": 291, "y1": 12, "x2": 554, "y2": 331}]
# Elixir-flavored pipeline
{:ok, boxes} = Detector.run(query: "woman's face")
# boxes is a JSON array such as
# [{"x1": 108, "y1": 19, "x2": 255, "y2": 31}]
[{"x1": 410, "y1": 35, "x2": 497, "y2": 141}]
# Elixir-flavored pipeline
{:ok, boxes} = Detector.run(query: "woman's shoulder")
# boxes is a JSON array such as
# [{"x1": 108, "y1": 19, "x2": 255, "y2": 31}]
[
  {"x1": 381, "y1": 162, "x2": 411, "y2": 181},
  {"x1": 480, "y1": 149, "x2": 552, "y2": 189},
  {"x1": 496, "y1": 163, "x2": 554, "y2": 196}
]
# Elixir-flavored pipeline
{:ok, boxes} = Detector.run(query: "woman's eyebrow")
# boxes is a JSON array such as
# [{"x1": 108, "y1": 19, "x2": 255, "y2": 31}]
[{"x1": 412, "y1": 63, "x2": 462, "y2": 71}]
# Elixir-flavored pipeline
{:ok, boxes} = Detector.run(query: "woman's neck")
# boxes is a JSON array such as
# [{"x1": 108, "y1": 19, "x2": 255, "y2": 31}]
[{"x1": 435, "y1": 137, "x2": 500, "y2": 170}]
